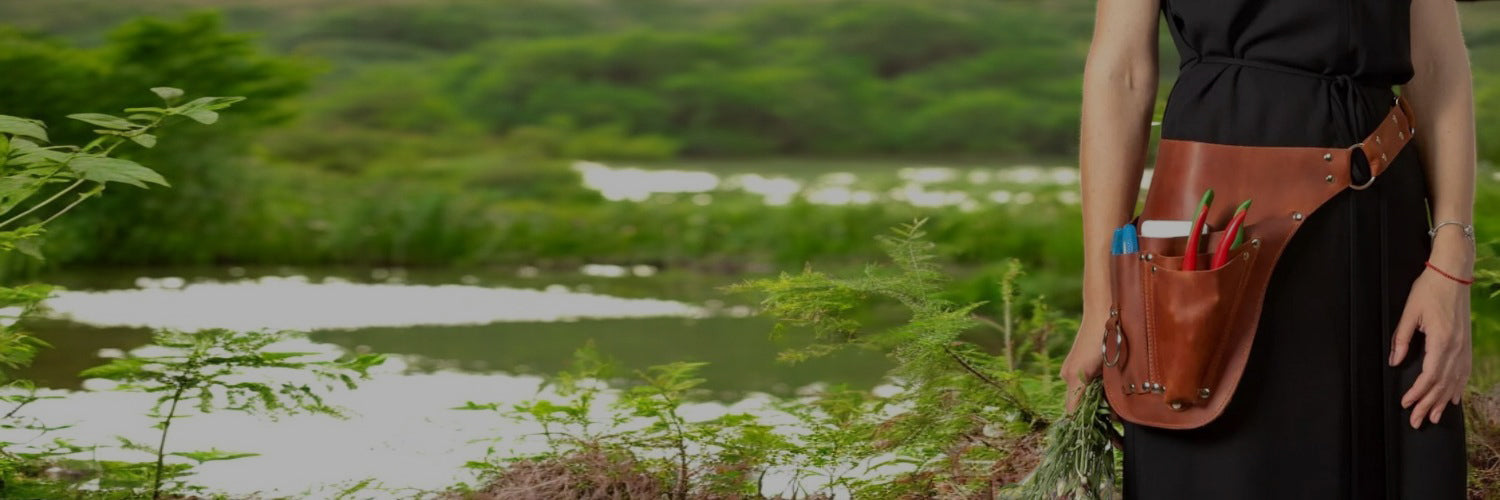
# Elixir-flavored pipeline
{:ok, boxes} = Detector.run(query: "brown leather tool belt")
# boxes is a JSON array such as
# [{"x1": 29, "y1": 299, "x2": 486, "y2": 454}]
[{"x1": 1101, "y1": 94, "x2": 1417, "y2": 429}]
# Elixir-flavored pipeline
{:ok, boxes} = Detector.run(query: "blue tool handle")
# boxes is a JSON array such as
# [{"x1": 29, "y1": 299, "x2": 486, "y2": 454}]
[{"x1": 1120, "y1": 223, "x2": 1138, "y2": 253}]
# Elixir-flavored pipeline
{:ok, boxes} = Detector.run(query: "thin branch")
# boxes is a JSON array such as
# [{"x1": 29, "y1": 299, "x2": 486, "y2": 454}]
[
  {"x1": 0, "y1": 177, "x2": 83, "y2": 230},
  {"x1": 941, "y1": 345, "x2": 1046, "y2": 428},
  {"x1": 38, "y1": 186, "x2": 98, "y2": 226}
]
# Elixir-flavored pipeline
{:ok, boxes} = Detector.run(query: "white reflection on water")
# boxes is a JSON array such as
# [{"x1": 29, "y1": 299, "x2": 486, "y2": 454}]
[
  {"x1": 43, "y1": 277, "x2": 705, "y2": 331},
  {"x1": 578, "y1": 263, "x2": 661, "y2": 278},
  {"x1": 896, "y1": 166, "x2": 959, "y2": 183},
  {"x1": 725, "y1": 173, "x2": 800, "y2": 206},
  {"x1": 5, "y1": 341, "x2": 906, "y2": 498},
  {"x1": 573, "y1": 161, "x2": 720, "y2": 201},
  {"x1": 571, "y1": 161, "x2": 1093, "y2": 209}
]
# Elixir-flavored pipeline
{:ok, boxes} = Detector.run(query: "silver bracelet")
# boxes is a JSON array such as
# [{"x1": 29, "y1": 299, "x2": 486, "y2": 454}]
[{"x1": 1428, "y1": 220, "x2": 1475, "y2": 240}]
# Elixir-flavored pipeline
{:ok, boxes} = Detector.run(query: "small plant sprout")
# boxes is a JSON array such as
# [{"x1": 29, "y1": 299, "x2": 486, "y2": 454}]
[{"x1": 80, "y1": 329, "x2": 385, "y2": 499}]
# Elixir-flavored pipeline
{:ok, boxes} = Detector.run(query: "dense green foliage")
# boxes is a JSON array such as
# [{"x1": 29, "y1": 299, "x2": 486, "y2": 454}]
[{"x1": 0, "y1": 1, "x2": 1495, "y2": 279}]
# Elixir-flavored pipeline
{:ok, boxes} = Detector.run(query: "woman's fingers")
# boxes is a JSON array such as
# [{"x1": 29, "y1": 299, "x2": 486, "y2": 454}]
[
  {"x1": 1401, "y1": 337, "x2": 1446, "y2": 409},
  {"x1": 1409, "y1": 381, "x2": 1442, "y2": 428},
  {"x1": 1428, "y1": 379, "x2": 1452, "y2": 423},
  {"x1": 1389, "y1": 300, "x2": 1422, "y2": 366}
]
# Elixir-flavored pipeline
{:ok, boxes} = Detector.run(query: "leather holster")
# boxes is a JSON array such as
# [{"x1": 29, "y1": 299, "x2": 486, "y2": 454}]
[{"x1": 1101, "y1": 95, "x2": 1417, "y2": 429}]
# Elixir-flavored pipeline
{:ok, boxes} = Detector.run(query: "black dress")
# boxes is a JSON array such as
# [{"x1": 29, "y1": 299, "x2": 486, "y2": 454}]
[{"x1": 1121, "y1": 0, "x2": 1469, "y2": 498}]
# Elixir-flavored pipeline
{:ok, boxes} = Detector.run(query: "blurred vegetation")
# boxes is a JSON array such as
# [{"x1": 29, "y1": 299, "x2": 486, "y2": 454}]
[{"x1": 0, "y1": 0, "x2": 1494, "y2": 307}]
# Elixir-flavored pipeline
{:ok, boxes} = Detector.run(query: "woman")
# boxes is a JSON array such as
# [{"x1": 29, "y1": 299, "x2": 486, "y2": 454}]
[{"x1": 1060, "y1": 0, "x2": 1477, "y2": 497}]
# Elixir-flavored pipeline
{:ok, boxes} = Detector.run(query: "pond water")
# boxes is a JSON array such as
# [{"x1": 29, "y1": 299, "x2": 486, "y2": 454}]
[{"x1": 6, "y1": 265, "x2": 893, "y2": 497}]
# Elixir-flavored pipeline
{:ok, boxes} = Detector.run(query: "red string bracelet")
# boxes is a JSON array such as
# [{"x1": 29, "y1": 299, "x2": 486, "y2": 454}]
[{"x1": 1424, "y1": 260, "x2": 1474, "y2": 285}]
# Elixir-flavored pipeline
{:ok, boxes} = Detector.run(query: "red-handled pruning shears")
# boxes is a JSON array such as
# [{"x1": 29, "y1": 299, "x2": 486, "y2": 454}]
[
  {"x1": 1182, "y1": 188, "x2": 1214, "y2": 271},
  {"x1": 1211, "y1": 199, "x2": 1252, "y2": 269}
]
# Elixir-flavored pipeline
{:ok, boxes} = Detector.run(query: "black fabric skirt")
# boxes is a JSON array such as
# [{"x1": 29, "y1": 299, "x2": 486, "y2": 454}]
[{"x1": 1119, "y1": 59, "x2": 1469, "y2": 499}]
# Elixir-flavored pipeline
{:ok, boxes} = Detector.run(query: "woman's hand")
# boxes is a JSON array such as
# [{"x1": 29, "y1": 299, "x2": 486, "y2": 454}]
[
  {"x1": 1390, "y1": 245, "x2": 1473, "y2": 429},
  {"x1": 1061, "y1": 307, "x2": 1110, "y2": 413}
]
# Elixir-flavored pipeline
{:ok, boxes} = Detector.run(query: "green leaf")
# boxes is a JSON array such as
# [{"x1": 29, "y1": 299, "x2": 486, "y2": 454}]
[
  {"x1": 129, "y1": 133, "x2": 157, "y2": 148},
  {"x1": 80, "y1": 358, "x2": 149, "y2": 380},
  {"x1": 7, "y1": 139, "x2": 70, "y2": 166},
  {"x1": 13, "y1": 237, "x2": 43, "y2": 261},
  {"x1": 170, "y1": 449, "x2": 259, "y2": 464},
  {"x1": 178, "y1": 96, "x2": 245, "y2": 112},
  {"x1": 0, "y1": 116, "x2": 47, "y2": 142},
  {"x1": 183, "y1": 109, "x2": 219, "y2": 125},
  {"x1": 0, "y1": 282, "x2": 54, "y2": 308},
  {"x1": 151, "y1": 87, "x2": 184, "y2": 101},
  {"x1": 452, "y1": 401, "x2": 500, "y2": 411},
  {"x1": 67, "y1": 113, "x2": 134, "y2": 131},
  {"x1": 69, "y1": 157, "x2": 168, "y2": 188}
]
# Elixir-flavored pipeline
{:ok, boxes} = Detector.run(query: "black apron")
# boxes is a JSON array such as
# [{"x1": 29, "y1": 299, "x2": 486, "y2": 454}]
[{"x1": 1121, "y1": 0, "x2": 1468, "y2": 498}]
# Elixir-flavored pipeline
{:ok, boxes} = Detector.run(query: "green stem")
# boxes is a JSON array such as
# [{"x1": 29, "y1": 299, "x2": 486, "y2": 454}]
[
  {"x1": 38, "y1": 186, "x2": 98, "y2": 226},
  {"x1": 153, "y1": 384, "x2": 186, "y2": 500},
  {"x1": 0, "y1": 179, "x2": 84, "y2": 229},
  {"x1": 1002, "y1": 288, "x2": 1014, "y2": 370},
  {"x1": 665, "y1": 395, "x2": 689, "y2": 500}
]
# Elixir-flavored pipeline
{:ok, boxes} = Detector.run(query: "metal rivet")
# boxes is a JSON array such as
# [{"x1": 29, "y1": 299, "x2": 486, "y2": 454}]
[
  {"x1": 1291, "y1": 212, "x2": 1304, "y2": 221},
  {"x1": 1242, "y1": 250, "x2": 1250, "y2": 260},
  {"x1": 1393, "y1": 114, "x2": 1399, "y2": 123},
  {"x1": 1109, "y1": 308, "x2": 1118, "y2": 317},
  {"x1": 1381, "y1": 153, "x2": 1388, "y2": 162},
  {"x1": 1250, "y1": 238, "x2": 1260, "y2": 247},
  {"x1": 1199, "y1": 388, "x2": 1211, "y2": 399},
  {"x1": 1375, "y1": 135, "x2": 1382, "y2": 145},
  {"x1": 1322, "y1": 153, "x2": 1333, "y2": 161},
  {"x1": 1156, "y1": 384, "x2": 1166, "y2": 393},
  {"x1": 1144, "y1": 253, "x2": 1153, "y2": 261},
  {"x1": 1129, "y1": 383, "x2": 1136, "y2": 393},
  {"x1": 1325, "y1": 174, "x2": 1335, "y2": 183},
  {"x1": 1169, "y1": 401, "x2": 1184, "y2": 411},
  {"x1": 1150, "y1": 266, "x2": 1157, "y2": 273},
  {"x1": 1398, "y1": 131, "x2": 1405, "y2": 140}
]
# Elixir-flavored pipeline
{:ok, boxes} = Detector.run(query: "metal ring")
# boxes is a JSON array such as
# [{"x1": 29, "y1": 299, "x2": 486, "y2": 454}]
[
  {"x1": 1102, "y1": 317, "x2": 1124, "y2": 367},
  {"x1": 1347, "y1": 142, "x2": 1377, "y2": 190}
]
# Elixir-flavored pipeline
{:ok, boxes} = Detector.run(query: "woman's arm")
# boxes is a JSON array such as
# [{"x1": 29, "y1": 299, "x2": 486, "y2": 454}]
[
  {"x1": 1390, "y1": 0, "x2": 1478, "y2": 428},
  {"x1": 1061, "y1": 0, "x2": 1161, "y2": 412}
]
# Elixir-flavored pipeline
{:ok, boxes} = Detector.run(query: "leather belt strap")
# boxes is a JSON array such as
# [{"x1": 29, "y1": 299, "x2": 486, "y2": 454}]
[{"x1": 1188, "y1": 55, "x2": 1412, "y2": 184}]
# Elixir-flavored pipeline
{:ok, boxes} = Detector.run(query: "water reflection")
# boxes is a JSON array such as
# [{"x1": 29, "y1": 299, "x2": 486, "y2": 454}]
[
  {"x1": 572, "y1": 160, "x2": 1111, "y2": 208},
  {"x1": 11, "y1": 271, "x2": 894, "y2": 497},
  {"x1": 8, "y1": 347, "x2": 893, "y2": 498},
  {"x1": 44, "y1": 276, "x2": 706, "y2": 331}
]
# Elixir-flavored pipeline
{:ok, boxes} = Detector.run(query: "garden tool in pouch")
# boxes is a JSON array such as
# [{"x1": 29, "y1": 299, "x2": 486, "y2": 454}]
[{"x1": 1100, "y1": 95, "x2": 1417, "y2": 429}]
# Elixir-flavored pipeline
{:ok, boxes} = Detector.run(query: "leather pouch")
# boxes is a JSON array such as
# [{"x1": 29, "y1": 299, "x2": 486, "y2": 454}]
[{"x1": 1101, "y1": 95, "x2": 1417, "y2": 429}]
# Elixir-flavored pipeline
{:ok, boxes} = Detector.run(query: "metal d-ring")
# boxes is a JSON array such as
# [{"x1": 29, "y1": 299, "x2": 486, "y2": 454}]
[
  {"x1": 1348, "y1": 142, "x2": 1377, "y2": 190},
  {"x1": 1102, "y1": 314, "x2": 1124, "y2": 367}
]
